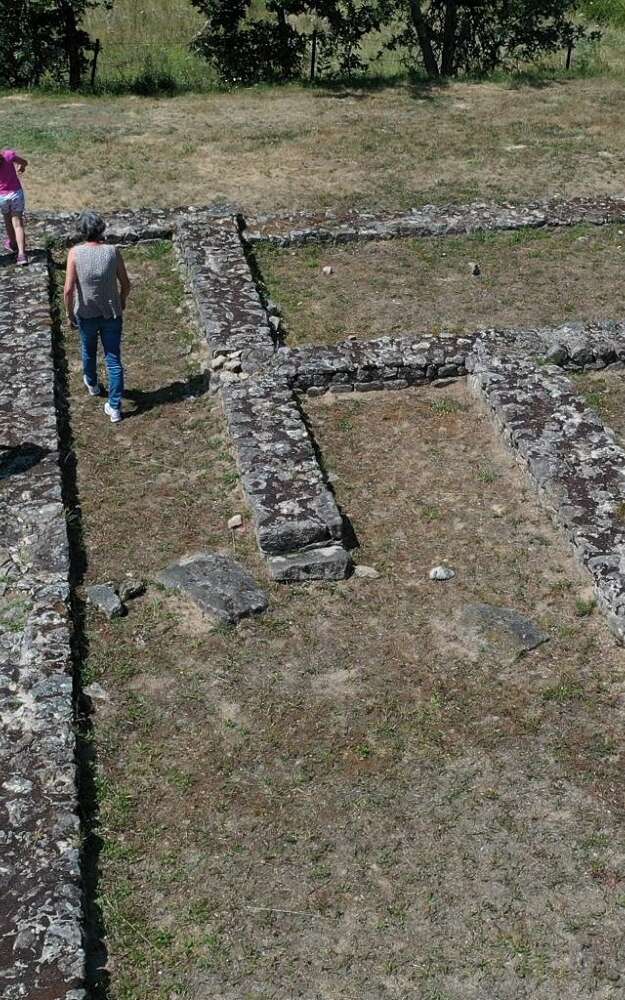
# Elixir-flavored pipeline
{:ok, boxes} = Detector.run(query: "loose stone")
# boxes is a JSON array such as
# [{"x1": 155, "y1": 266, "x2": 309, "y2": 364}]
[
  {"x1": 354, "y1": 564, "x2": 381, "y2": 579},
  {"x1": 228, "y1": 514, "x2": 243, "y2": 530},
  {"x1": 468, "y1": 261, "x2": 481, "y2": 276},
  {"x1": 86, "y1": 584, "x2": 125, "y2": 618},
  {"x1": 156, "y1": 551, "x2": 268, "y2": 624},
  {"x1": 322, "y1": 265, "x2": 334, "y2": 276},
  {"x1": 118, "y1": 577, "x2": 146, "y2": 602},
  {"x1": 430, "y1": 565, "x2": 456, "y2": 581},
  {"x1": 82, "y1": 682, "x2": 110, "y2": 711}
]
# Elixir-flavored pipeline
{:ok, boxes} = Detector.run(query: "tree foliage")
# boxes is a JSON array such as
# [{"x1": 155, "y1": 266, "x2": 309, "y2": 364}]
[
  {"x1": 383, "y1": 0, "x2": 593, "y2": 78},
  {"x1": 191, "y1": 0, "x2": 595, "y2": 83},
  {"x1": 190, "y1": 0, "x2": 385, "y2": 83},
  {"x1": 0, "y1": 0, "x2": 105, "y2": 90}
]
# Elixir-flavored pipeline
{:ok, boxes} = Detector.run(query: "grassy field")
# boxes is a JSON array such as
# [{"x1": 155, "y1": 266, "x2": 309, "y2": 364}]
[
  {"x1": 68, "y1": 271, "x2": 625, "y2": 996},
  {"x1": 256, "y1": 222, "x2": 625, "y2": 345},
  {"x1": 4, "y1": 73, "x2": 625, "y2": 216}
]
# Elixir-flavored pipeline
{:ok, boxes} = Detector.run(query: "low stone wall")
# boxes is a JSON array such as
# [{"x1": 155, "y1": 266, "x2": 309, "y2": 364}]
[
  {"x1": 273, "y1": 334, "x2": 474, "y2": 392},
  {"x1": 27, "y1": 204, "x2": 236, "y2": 249},
  {"x1": 243, "y1": 195, "x2": 625, "y2": 247},
  {"x1": 469, "y1": 344, "x2": 625, "y2": 642},
  {"x1": 0, "y1": 263, "x2": 84, "y2": 998},
  {"x1": 175, "y1": 217, "x2": 275, "y2": 374},
  {"x1": 221, "y1": 375, "x2": 351, "y2": 580}
]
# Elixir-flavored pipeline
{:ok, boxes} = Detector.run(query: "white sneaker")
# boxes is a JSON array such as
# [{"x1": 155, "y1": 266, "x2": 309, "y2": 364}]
[
  {"x1": 104, "y1": 402, "x2": 122, "y2": 424},
  {"x1": 83, "y1": 375, "x2": 102, "y2": 397}
]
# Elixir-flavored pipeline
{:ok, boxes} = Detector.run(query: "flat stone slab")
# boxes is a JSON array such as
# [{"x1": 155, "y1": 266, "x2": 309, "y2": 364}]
[
  {"x1": 156, "y1": 552, "x2": 268, "y2": 624},
  {"x1": 268, "y1": 544, "x2": 352, "y2": 582},
  {"x1": 460, "y1": 603, "x2": 549, "y2": 656}
]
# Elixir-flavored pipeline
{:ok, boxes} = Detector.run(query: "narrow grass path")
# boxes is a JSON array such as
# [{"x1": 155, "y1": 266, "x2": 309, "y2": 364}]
[{"x1": 67, "y1": 272, "x2": 625, "y2": 997}]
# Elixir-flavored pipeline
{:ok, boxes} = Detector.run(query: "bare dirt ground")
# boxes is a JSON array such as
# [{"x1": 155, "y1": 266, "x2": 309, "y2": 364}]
[
  {"x1": 256, "y1": 223, "x2": 625, "y2": 346},
  {"x1": 4, "y1": 77, "x2": 625, "y2": 214},
  {"x1": 68, "y1": 255, "x2": 625, "y2": 1000}
]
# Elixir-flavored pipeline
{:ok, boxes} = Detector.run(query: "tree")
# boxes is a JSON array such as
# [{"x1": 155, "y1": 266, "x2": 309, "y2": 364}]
[
  {"x1": 0, "y1": 0, "x2": 105, "y2": 90},
  {"x1": 387, "y1": 0, "x2": 593, "y2": 78},
  {"x1": 190, "y1": 0, "x2": 384, "y2": 84}
]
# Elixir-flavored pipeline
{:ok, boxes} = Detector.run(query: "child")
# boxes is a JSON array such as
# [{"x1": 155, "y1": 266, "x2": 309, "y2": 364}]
[{"x1": 0, "y1": 150, "x2": 29, "y2": 266}]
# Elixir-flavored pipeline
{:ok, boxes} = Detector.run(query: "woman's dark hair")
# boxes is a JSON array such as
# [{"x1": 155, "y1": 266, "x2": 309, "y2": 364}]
[{"x1": 77, "y1": 211, "x2": 106, "y2": 241}]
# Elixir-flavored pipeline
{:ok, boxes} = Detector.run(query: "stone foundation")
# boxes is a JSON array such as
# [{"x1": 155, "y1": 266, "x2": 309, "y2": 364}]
[
  {"x1": 468, "y1": 344, "x2": 625, "y2": 641},
  {"x1": 6, "y1": 197, "x2": 625, "y2": 992},
  {"x1": 0, "y1": 263, "x2": 85, "y2": 999}
]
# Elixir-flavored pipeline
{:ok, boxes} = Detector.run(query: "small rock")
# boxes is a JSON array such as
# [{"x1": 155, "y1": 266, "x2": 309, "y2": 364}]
[
  {"x1": 118, "y1": 577, "x2": 145, "y2": 603},
  {"x1": 468, "y1": 261, "x2": 481, "y2": 276},
  {"x1": 429, "y1": 565, "x2": 455, "y2": 581},
  {"x1": 228, "y1": 350, "x2": 242, "y2": 359},
  {"x1": 545, "y1": 345, "x2": 568, "y2": 366},
  {"x1": 86, "y1": 584, "x2": 124, "y2": 618},
  {"x1": 269, "y1": 315, "x2": 281, "y2": 332},
  {"x1": 432, "y1": 377, "x2": 458, "y2": 388},
  {"x1": 322, "y1": 265, "x2": 334, "y2": 276},
  {"x1": 220, "y1": 370, "x2": 240, "y2": 384},
  {"x1": 223, "y1": 359, "x2": 242, "y2": 373},
  {"x1": 354, "y1": 564, "x2": 380, "y2": 580},
  {"x1": 491, "y1": 504, "x2": 507, "y2": 518},
  {"x1": 228, "y1": 514, "x2": 243, "y2": 530},
  {"x1": 83, "y1": 682, "x2": 109, "y2": 709},
  {"x1": 210, "y1": 355, "x2": 225, "y2": 371}
]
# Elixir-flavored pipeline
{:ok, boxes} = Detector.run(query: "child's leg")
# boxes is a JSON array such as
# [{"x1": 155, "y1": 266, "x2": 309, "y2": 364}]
[
  {"x1": 1, "y1": 209, "x2": 16, "y2": 249},
  {"x1": 78, "y1": 317, "x2": 99, "y2": 388},
  {"x1": 100, "y1": 318, "x2": 124, "y2": 411},
  {"x1": 11, "y1": 213, "x2": 26, "y2": 257}
]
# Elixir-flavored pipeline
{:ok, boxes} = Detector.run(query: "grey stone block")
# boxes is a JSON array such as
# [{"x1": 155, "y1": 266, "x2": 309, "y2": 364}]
[
  {"x1": 157, "y1": 552, "x2": 268, "y2": 624},
  {"x1": 86, "y1": 584, "x2": 125, "y2": 619},
  {"x1": 268, "y1": 545, "x2": 353, "y2": 582}
]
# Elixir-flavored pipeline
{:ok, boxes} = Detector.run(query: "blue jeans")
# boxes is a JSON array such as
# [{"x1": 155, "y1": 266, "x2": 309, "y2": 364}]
[{"x1": 78, "y1": 316, "x2": 124, "y2": 410}]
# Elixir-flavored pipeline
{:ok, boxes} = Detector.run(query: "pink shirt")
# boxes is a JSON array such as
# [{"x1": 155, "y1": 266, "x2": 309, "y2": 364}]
[{"x1": 0, "y1": 151, "x2": 22, "y2": 197}]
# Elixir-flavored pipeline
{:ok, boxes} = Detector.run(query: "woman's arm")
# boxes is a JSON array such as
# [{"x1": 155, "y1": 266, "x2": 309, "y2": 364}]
[
  {"x1": 14, "y1": 155, "x2": 28, "y2": 174},
  {"x1": 117, "y1": 251, "x2": 131, "y2": 311},
  {"x1": 63, "y1": 249, "x2": 77, "y2": 326}
]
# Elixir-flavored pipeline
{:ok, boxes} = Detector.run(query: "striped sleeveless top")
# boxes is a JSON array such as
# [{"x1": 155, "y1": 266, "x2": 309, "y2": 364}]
[{"x1": 74, "y1": 243, "x2": 122, "y2": 320}]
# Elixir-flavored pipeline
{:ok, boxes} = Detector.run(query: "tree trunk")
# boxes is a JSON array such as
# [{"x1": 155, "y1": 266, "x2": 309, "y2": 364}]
[
  {"x1": 441, "y1": 0, "x2": 458, "y2": 76},
  {"x1": 409, "y1": 0, "x2": 439, "y2": 78},
  {"x1": 60, "y1": 2, "x2": 82, "y2": 90},
  {"x1": 276, "y1": 7, "x2": 292, "y2": 78}
]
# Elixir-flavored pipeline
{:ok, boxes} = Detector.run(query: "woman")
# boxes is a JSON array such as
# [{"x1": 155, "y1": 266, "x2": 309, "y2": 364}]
[{"x1": 64, "y1": 211, "x2": 131, "y2": 424}]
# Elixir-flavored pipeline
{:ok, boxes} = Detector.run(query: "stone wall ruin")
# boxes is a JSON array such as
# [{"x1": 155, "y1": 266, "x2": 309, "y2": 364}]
[{"x1": 5, "y1": 193, "x2": 625, "y2": 994}]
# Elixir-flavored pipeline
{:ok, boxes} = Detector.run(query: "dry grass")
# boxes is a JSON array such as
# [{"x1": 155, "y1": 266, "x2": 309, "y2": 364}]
[
  {"x1": 575, "y1": 368, "x2": 625, "y2": 438},
  {"x1": 256, "y1": 222, "x2": 625, "y2": 345},
  {"x1": 4, "y1": 76, "x2": 625, "y2": 214},
  {"x1": 70, "y1": 293, "x2": 625, "y2": 997}
]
